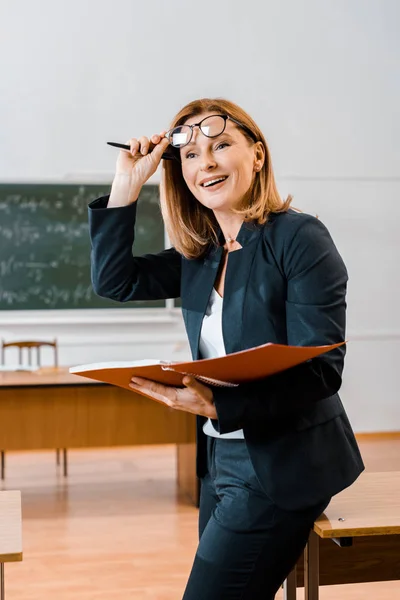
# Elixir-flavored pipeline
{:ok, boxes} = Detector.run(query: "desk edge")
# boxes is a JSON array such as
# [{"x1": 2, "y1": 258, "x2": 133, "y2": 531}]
[{"x1": 0, "y1": 551, "x2": 23, "y2": 562}]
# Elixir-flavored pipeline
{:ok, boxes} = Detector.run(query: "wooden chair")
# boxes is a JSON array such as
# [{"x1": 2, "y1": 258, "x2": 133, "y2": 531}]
[
  {"x1": 0, "y1": 339, "x2": 68, "y2": 479},
  {"x1": 0, "y1": 490, "x2": 22, "y2": 600}
]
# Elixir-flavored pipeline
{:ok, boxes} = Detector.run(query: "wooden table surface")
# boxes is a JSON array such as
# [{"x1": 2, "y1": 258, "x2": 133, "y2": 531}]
[
  {"x1": 314, "y1": 471, "x2": 400, "y2": 538},
  {"x1": 0, "y1": 366, "x2": 197, "y2": 503},
  {"x1": 0, "y1": 367, "x2": 98, "y2": 387},
  {"x1": 0, "y1": 491, "x2": 22, "y2": 562},
  {"x1": 0, "y1": 366, "x2": 196, "y2": 449}
]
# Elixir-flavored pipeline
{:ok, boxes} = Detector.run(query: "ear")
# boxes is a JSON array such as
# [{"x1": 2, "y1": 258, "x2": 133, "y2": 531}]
[{"x1": 253, "y1": 141, "x2": 265, "y2": 172}]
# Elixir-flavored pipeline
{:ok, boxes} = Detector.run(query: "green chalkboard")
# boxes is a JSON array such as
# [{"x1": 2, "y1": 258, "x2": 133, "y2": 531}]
[{"x1": 0, "y1": 184, "x2": 165, "y2": 310}]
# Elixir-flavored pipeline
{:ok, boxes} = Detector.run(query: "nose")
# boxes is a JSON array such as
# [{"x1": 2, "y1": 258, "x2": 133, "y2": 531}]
[
  {"x1": 200, "y1": 151, "x2": 217, "y2": 172},
  {"x1": 201, "y1": 161, "x2": 217, "y2": 172}
]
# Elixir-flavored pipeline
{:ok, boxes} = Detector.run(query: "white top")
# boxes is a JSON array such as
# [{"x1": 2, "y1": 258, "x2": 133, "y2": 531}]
[{"x1": 199, "y1": 287, "x2": 244, "y2": 439}]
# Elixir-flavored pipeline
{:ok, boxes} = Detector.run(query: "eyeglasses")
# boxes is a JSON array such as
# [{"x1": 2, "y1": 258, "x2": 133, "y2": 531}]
[{"x1": 165, "y1": 114, "x2": 258, "y2": 149}]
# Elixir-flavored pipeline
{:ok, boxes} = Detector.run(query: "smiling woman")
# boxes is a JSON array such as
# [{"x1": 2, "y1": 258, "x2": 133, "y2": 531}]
[
  {"x1": 88, "y1": 97, "x2": 364, "y2": 600},
  {"x1": 160, "y1": 99, "x2": 292, "y2": 259}
]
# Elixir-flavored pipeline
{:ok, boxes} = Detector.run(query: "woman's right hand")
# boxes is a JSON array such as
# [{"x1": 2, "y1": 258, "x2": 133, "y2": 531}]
[{"x1": 109, "y1": 132, "x2": 170, "y2": 207}]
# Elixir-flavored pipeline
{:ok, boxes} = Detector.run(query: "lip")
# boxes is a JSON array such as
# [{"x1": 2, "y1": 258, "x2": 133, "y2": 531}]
[{"x1": 199, "y1": 175, "x2": 229, "y2": 187}]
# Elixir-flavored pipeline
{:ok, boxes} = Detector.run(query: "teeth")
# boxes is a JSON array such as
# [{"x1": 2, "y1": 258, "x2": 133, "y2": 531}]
[{"x1": 203, "y1": 177, "x2": 227, "y2": 188}]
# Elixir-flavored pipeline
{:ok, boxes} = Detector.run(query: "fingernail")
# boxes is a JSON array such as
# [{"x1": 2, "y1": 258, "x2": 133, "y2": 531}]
[{"x1": 131, "y1": 377, "x2": 141, "y2": 385}]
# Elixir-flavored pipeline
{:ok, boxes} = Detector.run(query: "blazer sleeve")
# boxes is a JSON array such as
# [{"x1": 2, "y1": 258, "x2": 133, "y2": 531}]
[
  {"x1": 212, "y1": 214, "x2": 348, "y2": 434},
  {"x1": 89, "y1": 196, "x2": 181, "y2": 301}
]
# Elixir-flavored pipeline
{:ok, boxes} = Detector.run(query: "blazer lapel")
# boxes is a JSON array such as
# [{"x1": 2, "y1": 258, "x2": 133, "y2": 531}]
[
  {"x1": 222, "y1": 222, "x2": 263, "y2": 354},
  {"x1": 183, "y1": 245, "x2": 223, "y2": 360},
  {"x1": 183, "y1": 220, "x2": 263, "y2": 359}
]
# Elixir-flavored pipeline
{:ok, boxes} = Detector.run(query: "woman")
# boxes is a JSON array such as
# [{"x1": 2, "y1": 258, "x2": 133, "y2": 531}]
[{"x1": 89, "y1": 98, "x2": 364, "y2": 599}]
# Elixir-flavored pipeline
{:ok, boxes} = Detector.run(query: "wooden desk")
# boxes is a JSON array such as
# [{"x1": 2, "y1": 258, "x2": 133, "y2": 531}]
[
  {"x1": 0, "y1": 368, "x2": 197, "y2": 502},
  {"x1": 285, "y1": 471, "x2": 400, "y2": 599},
  {"x1": 0, "y1": 491, "x2": 22, "y2": 600}
]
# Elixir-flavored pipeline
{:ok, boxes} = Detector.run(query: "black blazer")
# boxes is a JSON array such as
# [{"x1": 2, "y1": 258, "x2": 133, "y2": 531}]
[{"x1": 89, "y1": 197, "x2": 364, "y2": 511}]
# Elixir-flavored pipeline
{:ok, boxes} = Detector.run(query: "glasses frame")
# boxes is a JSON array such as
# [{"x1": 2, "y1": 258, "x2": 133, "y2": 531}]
[
  {"x1": 108, "y1": 115, "x2": 258, "y2": 163},
  {"x1": 165, "y1": 114, "x2": 258, "y2": 156}
]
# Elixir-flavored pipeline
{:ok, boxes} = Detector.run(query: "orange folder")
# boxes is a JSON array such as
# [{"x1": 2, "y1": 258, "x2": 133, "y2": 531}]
[{"x1": 70, "y1": 341, "x2": 345, "y2": 399}]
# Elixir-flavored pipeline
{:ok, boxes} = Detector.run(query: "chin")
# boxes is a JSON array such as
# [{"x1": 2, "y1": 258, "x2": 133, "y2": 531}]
[
  {"x1": 207, "y1": 191, "x2": 243, "y2": 209},
  {"x1": 199, "y1": 196, "x2": 233, "y2": 211}
]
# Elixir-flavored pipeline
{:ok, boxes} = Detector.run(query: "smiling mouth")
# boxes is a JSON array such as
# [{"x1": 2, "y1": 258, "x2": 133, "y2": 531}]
[{"x1": 201, "y1": 176, "x2": 228, "y2": 189}]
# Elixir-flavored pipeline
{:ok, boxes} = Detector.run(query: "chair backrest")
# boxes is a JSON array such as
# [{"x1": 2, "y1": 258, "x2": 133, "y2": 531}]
[{"x1": 1, "y1": 339, "x2": 58, "y2": 367}]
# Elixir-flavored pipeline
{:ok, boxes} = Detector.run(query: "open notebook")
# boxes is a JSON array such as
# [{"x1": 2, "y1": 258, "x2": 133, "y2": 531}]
[{"x1": 70, "y1": 341, "x2": 345, "y2": 399}]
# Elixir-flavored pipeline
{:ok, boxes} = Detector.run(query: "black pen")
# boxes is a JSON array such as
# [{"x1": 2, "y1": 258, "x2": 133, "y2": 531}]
[{"x1": 107, "y1": 141, "x2": 178, "y2": 162}]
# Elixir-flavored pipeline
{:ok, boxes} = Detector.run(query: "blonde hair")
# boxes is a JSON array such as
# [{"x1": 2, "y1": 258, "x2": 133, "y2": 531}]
[{"x1": 160, "y1": 98, "x2": 292, "y2": 259}]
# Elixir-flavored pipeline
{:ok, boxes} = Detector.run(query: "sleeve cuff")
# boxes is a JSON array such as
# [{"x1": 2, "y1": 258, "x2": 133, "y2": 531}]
[
  {"x1": 88, "y1": 195, "x2": 140, "y2": 212},
  {"x1": 88, "y1": 195, "x2": 111, "y2": 209},
  {"x1": 211, "y1": 385, "x2": 248, "y2": 434}
]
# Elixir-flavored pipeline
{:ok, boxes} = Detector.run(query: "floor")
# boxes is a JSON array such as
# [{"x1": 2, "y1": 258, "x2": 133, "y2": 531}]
[{"x1": 2, "y1": 436, "x2": 400, "y2": 599}]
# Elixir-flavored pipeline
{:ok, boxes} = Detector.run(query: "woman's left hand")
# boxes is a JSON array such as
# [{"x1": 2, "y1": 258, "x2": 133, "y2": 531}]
[{"x1": 129, "y1": 375, "x2": 218, "y2": 419}]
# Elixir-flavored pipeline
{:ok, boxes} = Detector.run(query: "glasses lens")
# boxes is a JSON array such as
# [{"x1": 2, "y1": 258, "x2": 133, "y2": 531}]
[
  {"x1": 168, "y1": 125, "x2": 192, "y2": 148},
  {"x1": 200, "y1": 115, "x2": 226, "y2": 138},
  {"x1": 167, "y1": 116, "x2": 226, "y2": 148}
]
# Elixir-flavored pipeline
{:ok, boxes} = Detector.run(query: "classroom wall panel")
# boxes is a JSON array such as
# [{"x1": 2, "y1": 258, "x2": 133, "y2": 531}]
[{"x1": 0, "y1": 0, "x2": 398, "y2": 431}]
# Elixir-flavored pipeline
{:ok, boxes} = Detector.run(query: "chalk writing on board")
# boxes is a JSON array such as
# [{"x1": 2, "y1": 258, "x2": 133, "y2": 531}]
[{"x1": 0, "y1": 184, "x2": 165, "y2": 310}]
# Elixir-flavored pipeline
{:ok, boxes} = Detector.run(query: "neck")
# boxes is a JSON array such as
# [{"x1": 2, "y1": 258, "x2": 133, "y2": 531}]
[{"x1": 213, "y1": 210, "x2": 244, "y2": 247}]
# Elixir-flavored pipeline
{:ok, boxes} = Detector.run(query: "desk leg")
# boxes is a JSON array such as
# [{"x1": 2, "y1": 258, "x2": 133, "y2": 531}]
[
  {"x1": 176, "y1": 443, "x2": 199, "y2": 506},
  {"x1": 63, "y1": 449, "x2": 68, "y2": 477},
  {"x1": 304, "y1": 530, "x2": 319, "y2": 600},
  {"x1": 1, "y1": 562, "x2": 4, "y2": 600},
  {"x1": 283, "y1": 566, "x2": 296, "y2": 600}
]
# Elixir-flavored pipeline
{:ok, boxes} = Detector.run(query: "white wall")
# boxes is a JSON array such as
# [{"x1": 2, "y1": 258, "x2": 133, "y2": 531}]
[{"x1": 0, "y1": 0, "x2": 399, "y2": 431}]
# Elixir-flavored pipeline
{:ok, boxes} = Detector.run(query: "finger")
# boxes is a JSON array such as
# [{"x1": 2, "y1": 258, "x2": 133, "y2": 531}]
[
  {"x1": 131, "y1": 376, "x2": 147, "y2": 384},
  {"x1": 151, "y1": 133, "x2": 161, "y2": 144},
  {"x1": 183, "y1": 376, "x2": 202, "y2": 394},
  {"x1": 120, "y1": 141, "x2": 133, "y2": 154},
  {"x1": 130, "y1": 377, "x2": 176, "y2": 401},
  {"x1": 183, "y1": 376, "x2": 204, "y2": 390},
  {"x1": 129, "y1": 383, "x2": 174, "y2": 407},
  {"x1": 150, "y1": 136, "x2": 170, "y2": 161},
  {"x1": 138, "y1": 136, "x2": 150, "y2": 156},
  {"x1": 183, "y1": 376, "x2": 213, "y2": 402},
  {"x1": 127, "y1": 138, "x2": 139, "y2": 156}
]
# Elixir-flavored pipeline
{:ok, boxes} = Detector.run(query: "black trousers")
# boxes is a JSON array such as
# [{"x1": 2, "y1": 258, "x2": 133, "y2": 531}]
[{"x1": 182, "y1": 437, "x2": 330, "y2": 600}]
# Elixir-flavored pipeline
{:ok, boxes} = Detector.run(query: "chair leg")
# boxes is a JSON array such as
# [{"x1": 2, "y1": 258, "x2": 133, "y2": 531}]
[
  {"x1": 56, "y1": 449, "x2": 60, "y2": 465},
  {"x1": 62, "y1": 449, "x2": 68, "y2": 477},
  {"x1": 304, "y1": 530, "x2": 320, "y2": 600},
  {"x1": 283, "y1": 566, "x2": 297, "y2": 600},
  {"x1": 1, "y1": 562, "x2": 5, "y2": 600},
  {"x1": 0, "y1": 452, "x2": 4, "y2": 480}
]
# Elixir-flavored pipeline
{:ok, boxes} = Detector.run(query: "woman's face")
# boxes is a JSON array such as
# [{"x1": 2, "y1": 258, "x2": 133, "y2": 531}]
[{"x1": 179, "y1": 112, "x2": 262, "y2": 214}]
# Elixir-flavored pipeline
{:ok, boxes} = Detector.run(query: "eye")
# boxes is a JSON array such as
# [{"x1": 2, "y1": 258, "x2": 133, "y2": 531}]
[
  {"x1": 184, "y1": 152, "x2": 197, "y2": 160},
  {"x1": 216, "y1": 142, "x2": 229, "y2": 150}
]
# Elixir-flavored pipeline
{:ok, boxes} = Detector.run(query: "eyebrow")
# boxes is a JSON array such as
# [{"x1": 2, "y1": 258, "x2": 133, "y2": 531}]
[{"x1": 184, "y1": 132, "x2": 236, "y2": 148}]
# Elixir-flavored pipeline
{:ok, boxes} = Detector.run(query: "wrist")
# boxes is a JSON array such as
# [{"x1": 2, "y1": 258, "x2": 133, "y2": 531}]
[{"x1": 109, "y1": 175, "x2": 142, "y2": 207}]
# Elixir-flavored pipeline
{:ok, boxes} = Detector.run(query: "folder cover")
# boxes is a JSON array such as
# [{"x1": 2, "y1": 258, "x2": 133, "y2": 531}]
[{"x1": 70, "y1": 341, "x2": 345, "y2": 398}]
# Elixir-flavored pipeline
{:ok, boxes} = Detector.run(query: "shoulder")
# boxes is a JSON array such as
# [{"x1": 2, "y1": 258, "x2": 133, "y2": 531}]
[
  {"x1": 260, "y1": 209, "x2": 345, "y2": 278},
  {"x1": 263, "y1": 208, "x2": 332, "y2": 248},
  {"x1": 266, "y1": 208, "x2": 325, "y2": 232}
]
